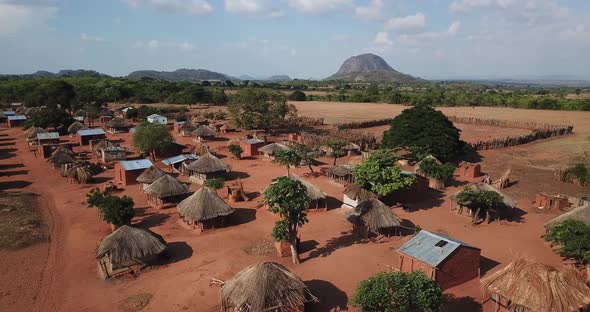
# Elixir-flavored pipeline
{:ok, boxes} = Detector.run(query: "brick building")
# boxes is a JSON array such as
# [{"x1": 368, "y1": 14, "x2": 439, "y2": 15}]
[
  {"x1": 239, "y1": 138, "x2": 265, "y2": 157},
  {"x1": 114, "y1": 159, "x2": 154, "y2": 186},
  {"x1": 77, "y1": 128, "x2": 107, "y2": 146}
]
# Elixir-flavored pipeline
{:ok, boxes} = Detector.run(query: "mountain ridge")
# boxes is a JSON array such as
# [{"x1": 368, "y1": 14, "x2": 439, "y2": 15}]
[{"x1": 328, "y1": 53, "x2": 417, "y2": 82}]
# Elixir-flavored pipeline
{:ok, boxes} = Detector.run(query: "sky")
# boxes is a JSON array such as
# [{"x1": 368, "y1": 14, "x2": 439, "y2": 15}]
[{"x1": 0, "y1": 0, "x2": 589, "y2": 80}]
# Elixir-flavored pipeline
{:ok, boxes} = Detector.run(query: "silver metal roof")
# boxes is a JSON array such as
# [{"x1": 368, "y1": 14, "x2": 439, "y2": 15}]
[
  {"x1": 2, "y1": 111, "x2": 15, "y2": 116},
  {"x1": 37, "y1": 132, "x2": 60, "y2": 140},
  {"x1": 162, "y1": 154, "x2": 198, "y2": 166},
  {"x1": 8, "y1": 115, "x2": 26, "y2": 120},
  {"x1": 119, "y1": 159, "x2": 154, "y2": 171},
  {"x1": 244, "y1": 138, "x2": 265, "y2": 144},
  {"x1": 398, "y1": 230, "x2": 479, "y2": 267},
  {"x1": 78, "y1": 128, "x2": 106, "y2": 136}
]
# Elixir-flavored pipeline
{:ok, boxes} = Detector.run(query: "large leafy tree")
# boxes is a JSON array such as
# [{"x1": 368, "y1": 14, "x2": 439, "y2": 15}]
[
  {"x1": 326, "y1": 139, "x2": 347, "y2": 165},
  {"x1": 382, "y1": 105, "x2": 466, "y2": 161},
  {"x1": 545, "y1": 220, "x2": 590, "y2": 265},
  {"x1": 352, "y1": 271, "x2": 443, "y2": 312},
  {"x1": 25, "y1": 107, "x2": 74, "y2": 132},
  {"x1": 273, "y1": 149, "x2": 302, "y2": 175},
  {"x1": 418, "y1": 157, "x2": 456, "y2": 181},
  {"x1": 293, "y1": 143, "x2": 320, "y2": 174},
  {"x1": 352, "y1": 149, "x2": 415, "y2": 197},
  {"x1": 455, "y1": 187, "x2": 505, "y2": 224},
  {"x1": 132, "y1": 121, "x2": 174, "y2": 160},
  {"x1": 86, "y1": 188, "x2": 135, "y2": 227},
  {"x1": 228, "y1": 88, "x2": 288, "y2": 130},
  {"x1": 264, "y1": 177, "x2": 309, "y2": 264},
  {"x1": 228, "y1": 144, "x2": 244, "y2": 159}
]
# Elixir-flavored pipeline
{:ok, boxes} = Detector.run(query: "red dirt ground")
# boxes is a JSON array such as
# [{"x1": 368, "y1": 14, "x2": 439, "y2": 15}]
[{"x1": 1, "y1": 103, "x2": 589, "y2": 312}]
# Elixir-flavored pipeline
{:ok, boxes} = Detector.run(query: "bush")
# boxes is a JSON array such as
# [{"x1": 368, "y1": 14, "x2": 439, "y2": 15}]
[
  {"x1": 228, "y1": 144, "x2": 243, "y2": 159},
  {"x1": 86, "y1": 188, "x2": 135, "y2": 226},
  {"x1": 418, "y1": 157, "x2": 455, "y2": 181},
  {"x1": 352, "y1": 149, "x2": 415, "y2": 196},
  {"x1": 204, "y1": 177, "x2": 225, "y2": 190},
  {"x1": 545, "y1": 220, "x2": 590, "y2": 265},
  {"x1": 288, "y1": 90, "x2": 306, "y2": 101}
]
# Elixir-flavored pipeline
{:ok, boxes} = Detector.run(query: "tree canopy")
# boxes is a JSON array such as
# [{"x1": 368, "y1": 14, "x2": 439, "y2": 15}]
[
  {"x1": 455, "y1": 187, "x2": 505, "y2": 224},
  {"x1": 228, "y1": 144, "x2": 243, "y2": 159},
  {"x1": 86, "y1": 188, "x2": 135, "y2": 226},
  {"x1": 288, "y1": 90, "x2": 306, "y2": 101},
  {"x1": 228, "y1": 88, "x2": 288, "y2": 130},
  {"x1": 132, "y1": 121, "x2": 174, "y2": 160},
  {"x1": 352, "y1": 149, "x2": 415, "y2": 197},
  {"x1": 382, "y1": 105, "x2": 466, "y2": 161},
  {"x1": 544, "y1": 220, "x2": 590, "y2": 265},
  {"x1": 418, "y1": 157, "x2": 456, "y2": 181},
  {"x1": 326, "y1": 139, "x2": 347, "y2": 166},
  {"x1": 25, "y1": 107, "x2": 74, "y2": 131},
  {"x1": 273, "y1": 149, "x2": 302, "y2": 175}
]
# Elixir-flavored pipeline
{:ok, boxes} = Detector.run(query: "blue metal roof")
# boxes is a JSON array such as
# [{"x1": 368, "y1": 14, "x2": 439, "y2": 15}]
[
  {"x1": 78, "y1": 128, "x2": 106, "y2": 136},
  {"x1": 398, "y1": 230, "x2": 479, "y2": 267},
  {"x1": 8, "y1": 115, "x2": 26, "y2": 121},
  {"x1": 119, "y1": 159, "x2": 154, "y2": 171},
  {"x1": 2, "y1": 111, "x2": 15, "y2": 116},
  {"x1": 37, "y1": 132, "x2": 60, "y2": 140},
  {"x1": 130, "y1": 127, "x2": 136, "y2": 134},
  {"x1": 162, "y1": 154, "x2": 198, "y2": 166},
  {"x1": 244, "y1": 138, "x2": 265, "y2": 144}
]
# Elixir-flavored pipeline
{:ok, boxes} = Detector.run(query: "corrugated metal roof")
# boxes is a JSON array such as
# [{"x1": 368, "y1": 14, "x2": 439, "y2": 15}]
[
  {"x1": 119, "y1": 159, "x2": 154, "y2": 171},
  {"x1": 398, "y1": 230, "x2": 479, "y2": 267},
  {"x1": 8, "y1": 115, "x2": 26, "y2": 120},
  {"x1": 244, "y1": 138, "x2": 265, "y2": 144},
  {"x1": 2, "y1": 111, "x2": 15, "y2": 116},
  {"x1": 162, "y1": 154, "x2": 198, "y2": 166},
  {"x1": 78, "y1": 128, "x2": 106, "y2": 136},
  {"x1": 37, "y1": 132, "x2": 60, "y2": 140},
  {"x1": 147, "y1": 114, "x2": 164, "y2": 119},
  {"x1": 176, "y1": 121, "x2": 186, "y2": 125}
]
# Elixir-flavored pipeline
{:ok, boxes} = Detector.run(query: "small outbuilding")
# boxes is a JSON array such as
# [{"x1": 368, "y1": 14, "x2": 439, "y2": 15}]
[
  {"x1": 96, "y1": 225, "x2": 167, "y2": 279},
  {"x1": 239, "y1": 138, "x2": 265, "y2": 158},
  {"x1": 100, "y1": 146, "x2": 127, "y2": 164},
  {"x1": 7, "y1": 115, "x2": 27, "y2": 127},
  {"x1": 185, "y1": 152, "x2": 230, "y2": 185},
  {"x1": 449, "y1": 183, "x2": 517, "y2": 223},
  {"x1": 114, "y1": 159, "x2": 154, "y2": 186},
  {"x1": 191, "y1": 125, "x2": 217, "y2": 142},
  {"x1": 37, "y1": 132, "x2": 60, "y2": 146},
  {"x1": 47, "y1": 150, "x2": 75, "y2": 172},
  {"x1": 258, "y1": 142, "x2": 288, "y2": 159},
  {"x1": 177, "y1": 186, "x2": 234, "y2": 233},
  {"x1": 342, "y1": 184, "x2": 377, "y2": 208},
  {"x1": 99, "y1": 109, "x2": 114, "y2": 123},
  {"x1": 77, "y1": 128, "x2": 107, "y2": 146},
  {"x1": 162, "y1": 154, "x2": 198, "y2": 174},
  {"x1": 458, "y1": 162, "x2": 481, "y2": 179},
  {"x1": 143, "y1": 174, "x2": 191, "y2": 207},
  {"x1": 347, "y1": 198, "x2": 402, "y2": 238},
  {"x1": 136, "y1": 165, "x2": 166, "y2": 190},
  {"x1": 397, "y1": 230, "x2": 481, "y2": 289},
  {"x1": 192, "y1": 142, "x2": 213, "y2": 156},
  {"x1": 105, "y1": 117, "x2": 131, "y2": 133},
  {"x1": 534, "y1": 192, "x2": 570, "y2": 210},
  {"x1": 218, "y1": 262, "x2": 318, "y2": 312},
  {"x1": 147, "y1": 114, "x2": 167, "y2": 125},
  {"x1": 327, "y1": 164, "x2": 354, "y2": 185}
]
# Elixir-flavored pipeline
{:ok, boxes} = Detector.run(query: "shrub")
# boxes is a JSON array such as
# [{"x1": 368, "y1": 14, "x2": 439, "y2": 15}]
[{"x1": 545, "y1": 220, "x2": 590, "y2": 265}]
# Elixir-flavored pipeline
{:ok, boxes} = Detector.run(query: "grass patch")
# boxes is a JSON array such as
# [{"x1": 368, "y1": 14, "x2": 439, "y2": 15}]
[
  {"x1": 0, "y1": 192, "x2": 49, "y2": 249},
  {"x1": 118, "y1": 293, "x2": 153, "y2": 312}
]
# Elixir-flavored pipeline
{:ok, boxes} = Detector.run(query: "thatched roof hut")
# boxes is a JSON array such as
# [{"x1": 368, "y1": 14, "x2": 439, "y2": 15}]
[
  {"x1": 191, "y1": 125, "x2": 217, "y2": 138},
  {"x1": 51, "y1": 145, "x2": 74, "y2": 156},
  {"x1": 25, "y1": 127, "x2": 48, "y2": 141},
  {"x1": 288, "y1": 173, "x2": 326, "y2": 202},
  {"x1": 258, "y1": 143, "x2": 288, "y2": 156},
  {"x1": 144, "y1": 174, "x2": 190, "y2": 200},
  {"x1": 220, "y1": 262, "x2": 318, "y2": 312},
  {"x1": 67, "y1": 121, "x2": 86, "y2": 135},
  {"x1": 96, "y1": 225, "x2": 167, "y2": 278},
  {"x1": 481, "y1": 258, "x2": 590, "y2": 312},
  {"x1": 63, "y1": 163, "x2": 93, "y2": 184},
  {"x1": 136, "y1": 166, "x2": 166, "y2": 185},
  {"x1": 105, "y1": 117, "x2": 131, "y2": 132},
  {"x1": 192, "y1": 115, "x2": 208, "y2": 124},
  {"x1": 179, "y1": 120, "x2": 198, "y2": 133},
  {"x1": 47, "y1": 151, "x2": 75, "y2": 165},
  {"x1": 343, "y1": 184, "x2": 377, "y2": 202},
  {"x1": 347, "y1": 198, "x2": 402, "y2": 237},
  {"x1": 450, "y1": 183, "x2": 517, "y2": 208},
  {"x1": 186, "y1": 152, "x2": 230, "y2": 174},
  {"x1": 177, "y1": 187, "x2": 234, "y2": 228},
  {"x1": 192, "y1": 142, "x2": 212, "y2": 156},
  {"x1": 544, "y1": 205, "x2": 590, "y2": 230},
  {"x1": 92, "y1": 139, "x2": 113, "y2": 153}
]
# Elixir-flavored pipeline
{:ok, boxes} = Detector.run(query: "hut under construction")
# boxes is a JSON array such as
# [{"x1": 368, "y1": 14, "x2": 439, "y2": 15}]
[
  {"x1": 185, "y1": 152, "x2": 230, "y2": 185},
  {"x1": 327, "y1": 164, "x2": 354, "y2": 185},
  {"x1": 342, "y1": 184, "x2": 377, "y2": 209},
  {"x1": 143, "y1": 174, "x2": 191, "y2": 207},
  {"x1": 192, "y1": 142, "x2": 213, "y2": 156},
  {"x1": 136, "y1": 165, "x2": 166, "y2": 190},
  {"x1": 480, "y1": 258, "x2": 590, "y2": 312},
  {"x1": 449, "y1": 183, "x2": 517, "y2": 223},
  {"x1": 47, "y1": 151, "x2": 75, "y2": 172},
  {"x1": 258, "y1": 143, "x2": 288, "y2": 159},
  {"x1": 96, "y1": 225, "x2": 167, "y2": 279},
  {"x1": 218, "y1": 262, "x2": 318, "y2": 312},
  {"x1": 192, "y1": 125, "x2": 217, "y2": 142},
  {"x1": 177, "y1": 187, "x2": 234, "y2": 233},
  {"x1": 105, "y1": 117, "x2": 131, "y2": 133},
  {"x1": 346, "y1": 198, "x2": 402, "y2": 238},
  {"x1": 544, "y1": 204, "x2": 590, "y2": 230}
]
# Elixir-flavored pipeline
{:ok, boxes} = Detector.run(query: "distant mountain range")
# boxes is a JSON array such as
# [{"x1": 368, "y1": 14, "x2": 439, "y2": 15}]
[
  {"x1": 127, "y1": 69, "x2": 237, "y2": 81},
  {"x1": 0, "y1": 69, "x2": 110, "y2": 78},
  {"x1": 238, "y1": 74, "x2": 292, "y2": 81},
  {"x1": 328, "y1": 53, "x2": 418, "y2": 82}
]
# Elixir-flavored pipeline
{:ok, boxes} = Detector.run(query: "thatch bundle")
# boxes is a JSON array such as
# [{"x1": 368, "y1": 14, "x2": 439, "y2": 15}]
[
  {"x1": 67, "y1": 121, "x2": 86, "y2": 135},
  {"x1": 288, "y1": 173, "x2": 326, "y2": 202},
  {"x1": 63, "y1": 163, "x2": 93, "y2": 183},
  {"x1": 96, "y1": 225, "x2": 167, "y2": 267},
  {"x1": 347, "y1": 198, "x2": 401, "y2": 233},
  {"x1": 191, "y1": 125, "x2": 217, "y2": 138},
  {"x1": 192, "y1": 142, "x2": 212, "y2": 156},
  {"x1": 24, "y1": 107, "x2": 38, "y2": 116},
  {"x1": 544, "y1": 205, "x2": 590, "y2": 230},
  {"x1": 343, "y1": 184, "x2": 377, "y2": 201},
  {"x1": 144, "y1": 174, "x2": 190, "y2": 199},
  {"x1": 177, "y1": 187, "x2": 234, "y2": 223},
  {"x1": 47, "y1": 151, "x2": 75, "y2": 165},
  {"x1": 186, "y1": 152, "x2": 230, "y2": 174},
  {"x1": 25, "y1": 127, "x2": 48, "y2": 140},
  {"x1": 481, "y1": 258, "x2": 590, "y2": 312},
  {"x1": 258, "y1": 143, "x2": 288, "y2": 155},
  {"x1": 106, "y1": 117, "x2": 131, "y2": 129},
  {"x1": 136, "y1": 166, "x2": 166, "y2": 184},
  {"x1": 220, "y1": 262, "x2": 318, "y2": 312}
]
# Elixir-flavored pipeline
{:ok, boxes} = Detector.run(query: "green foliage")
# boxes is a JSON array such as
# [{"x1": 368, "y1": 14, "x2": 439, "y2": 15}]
[
  {"x1": 418, "y1": 157, "x2": 456, "y2": 181},
  {"x1": 326, "y1": 139, "x2": 347, "y2": 165},
  {"x1": 228, "y1": 88, "x2": 288, "y2": 130},
  {"x1": 351, "y1": 271, "x2": 443, "y2": 312},
  {"x1": 228, "y1": 144, "x2": 244, "y2": 159},
  {"x1": 132, "y1": 121, "x2": 173, "y2": 159},
  {"x1": 561, "y1": 163, "x2": 590, "y2": 186},
  {"x1": 25, "y1": 107, "x2": 74, "y2": 131},
  {"x1": 455, "y1": 187, "x2": 503, "y2": 211},
  {"x1": 273, "y1": 149, "x2": 302, "y2": 174},
  {"x1": 288, "y1": 90, "x2": 306, "y2": 101},
  {"x1": 125, "y1": 107, "x2": 138, "y2": 119},
  {"x1": 382, "y1": 105, "x2": 466, "y2": 161},
  {"x1": 271, "y1": 219, "x2": 291, "y2": 242},
  {"x1": 264, "y1": 177, "x2": 310, "y2": 241},
  {"x1": 352, "y1": 150, "x2": 415, "y2": 196},
  {"x1": 86, "y1": 187, "x2": 106, "y2": 208},
  {"x1": 293, "y1": 144, "x2": 320, "y2": 173},
  {"x1": 545, "y1": 220, "x2": 590, "y2": 265},
  {"x1": 204, "y1": 177, "x2": 225, "y2": 190},
  {"x1": 85, "y1": 188, "x2": 135, "y2": 226}
]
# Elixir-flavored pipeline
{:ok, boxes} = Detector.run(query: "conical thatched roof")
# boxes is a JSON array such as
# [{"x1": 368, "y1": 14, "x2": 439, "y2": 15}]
[
  {"x1": 144, "y1": 174, "x2": 190, "y2": 199},
  {"x1": 67, "y1": 121, "x2": 86, "y2": 135},
  {"x1": 481, "y1": 258, "x2": 590, "y2": 312},
  {"x1": 258, "y1": 143, "x2": 288, "y2": 155},
  {"x1": 191, "y1": 125, "x2": 217, "y2": 138},
  {"x1": 179, "y1": 120, "x2": 198, "y2": 132},
  {"x1": 47, "y1": 151, "x2": 75, "y2": 165},
  {"x1": 544, "y1": 205, "x2": 590, "y2": 230},
  {"x1": 343, "y1": 184, "x2": 377, "y2": 201},
  {"x1": 347, "y1": 198, "x2": 401, "y2": 232},
  {"x1": 177, "y1": 187, "x2": 234, "y2": 223},
  {"x1": 288, "y1": 173, "x2": 326, "y2": 201},
  {"x1": 221, "y1": 262, "x2": 318, "y2": 312},
  {"x1": 106, "y1": 117, "x2": 130, "y2": 129},
  {"x1": 25, "y1": 127, "x2": 48, "y2": 140},
  {"x1": 15, "y1": 105, "x2": 26, "y2": 114},
  {"x1": 92, "y1": 139, "x2": 113, "y2": 152},
  {"x1": 96, "y1": 225, "x2": 167, "y2": 265},
  {"x1": 136, "y1": 166, "x2": 166, "y2": 184},
  {"x1": 99, "y1": 108, "x2": 114, "y2": 117},
  {"x1": 63, "y1": 163, "x2": 93, "y2": 183},
  {"x1": 328, "y1": 164, "x2": 354, "y2": 177},
  {"x1": 186, "y1": 152, "x2": 230, "y2": 173},
  {"x1": 192, "y1": 142, "x2": 212, "y2": 156},
  {"x1": 192, "y1": 116, "x2": 208, "y2": 124},
  {"x1": 51, "y1": 145, "x2": 74, "y2": 156},
  {"x1": 450, "y1": 183, "x2": 517, "y2": 208}
]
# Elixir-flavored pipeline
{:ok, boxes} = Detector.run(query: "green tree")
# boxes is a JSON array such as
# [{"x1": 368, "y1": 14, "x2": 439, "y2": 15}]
[
  {"x1": 86, "y1": 188, "x2": 135, "y2": 227},
  {"x1": 293, "y1": 144, "x2": 319, "y2": 174},
  {"x1": 382, "y1": 105, "x2": 466, "y2": 161},
  {"x1": 264, "y1": 177, "x2": 309, "y2": 264},
  {"x1": 273, "y1": 149, "x2": 302, "y2": 175},
  {"x1": 228, "y1": 88, "x2": 288, "y2": 130},
  {"x1": 544, "y1": 220, "x2": 590, "y2": 265},
  {"x1": 288, "y1": 90, "x2": 306, "y2": 101},
  {"x1": 228, "y1": 144, "x2": 244, "y2": 159},
  {"x1": 418, "y1": 157, "x2": 456, "y2": 182},
  {"x1": 25, "y1": 107, "x2": 74, "y2": 132},
  {"x1": 351, "y1": 271, "x2": 443, "y2": 312},
  {"x1": 352, "y1": 149, "x2": 415, "y2": 197},
  {"x1": 204, "y1": 177, "x2": 225, "y2": 192},
  {"x1": 132, "y1": 121, "x2": 174, "y2": 160},
  {"x1": 455, "y1": 187, "x2": 505, "y2": 224},
  {"x1": 327, "y1": 139, "x2": 347, "y2": 165}
]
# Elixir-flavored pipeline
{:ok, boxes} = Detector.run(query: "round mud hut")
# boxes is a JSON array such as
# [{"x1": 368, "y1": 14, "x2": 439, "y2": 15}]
[
  {"x1": 136, "y1": 165, "x2": 166, "y2": 190},
  {"x1": 185, "y1": 152, "x2": 230, "y2": 185},
  {"x1": 346, "y1": 198, "x2": 402, "y2": 238},
  {"x1": 179, "y1": 120, "x2": 198, "y2": 137},
  {"x1": 480, "y1": 258, "x2": 590, "y2": 312},
  {"x1": 342, "y1": 184, "x2": 377, "y2": 209},
  {"x1": 105, "y1": 117, "x2": 131, "y2": 134},
  {"x1": 96, "y1": 225, "x2": 167, "y2": 279},
  {"x1": 177, "y1": 186, "x2": 234, "y2": 233},
  {"x1": 47, "y1": 150, "x2": 75, "y2": 172},
  {"x1": 219, "y1": 262, "x2": 318, "y2": 312},
  {"x1": 191, "y1": 125, "x2": 217, "y2": 142},
  {"x1": 143, "y1": 174, "x2": 191, "y2": 207},
  {"x1": 258, "y1": 143, "x2": 289, "y2": 159}
]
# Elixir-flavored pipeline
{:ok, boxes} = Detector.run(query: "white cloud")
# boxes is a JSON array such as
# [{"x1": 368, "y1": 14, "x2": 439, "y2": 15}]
[
  {"x1": 384, "y1": 13, "x2": 426, "y2": 31},
  {"x1": 177, "y1": 42, "x2": 194, "y2": 51},
  {"x1": 447, "y1": 21, "x2": 461, "y2": 36},
  {"x1": 122, "y1": 0, "x2": 212, "y2": 15},
  {"x1": 354, "y1": 0, "x2": 383, "y2": 20},
  {"x1": 450, "y1": 0, "x2": 513, "y2": 14},
  {"x1": 224, "y1": 0, "x2": 283, "y2": 17},
  {"x1": 0, "y1": 1, "x2": 57, "y2": 37},
  {"x1": 81, "y1": 33, "x2": 106, "y2": 42},
  {"x1": 133, "y1": 39, "x2": 160, "y2": 49},
  {"x1": 373, "y1": 31, "x2": 393, "y2": 46},
  {"x1": 288, "y1": 0, "x2": 353, "y2": 14},
  {"x1": 397, "y1": 20, "x2": 461, "y2": 45}
]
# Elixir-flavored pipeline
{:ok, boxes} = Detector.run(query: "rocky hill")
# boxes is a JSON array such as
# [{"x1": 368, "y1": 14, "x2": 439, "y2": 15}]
[
  {"x1": 265, "y1": 75, "x2": 291, "y2": 81},
  {"x1": 328, "y1": 53, "x2": 417, "y2": 82},
  {"x1": 127, "y1": 69, "x2": 235, "y2": 81}
]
